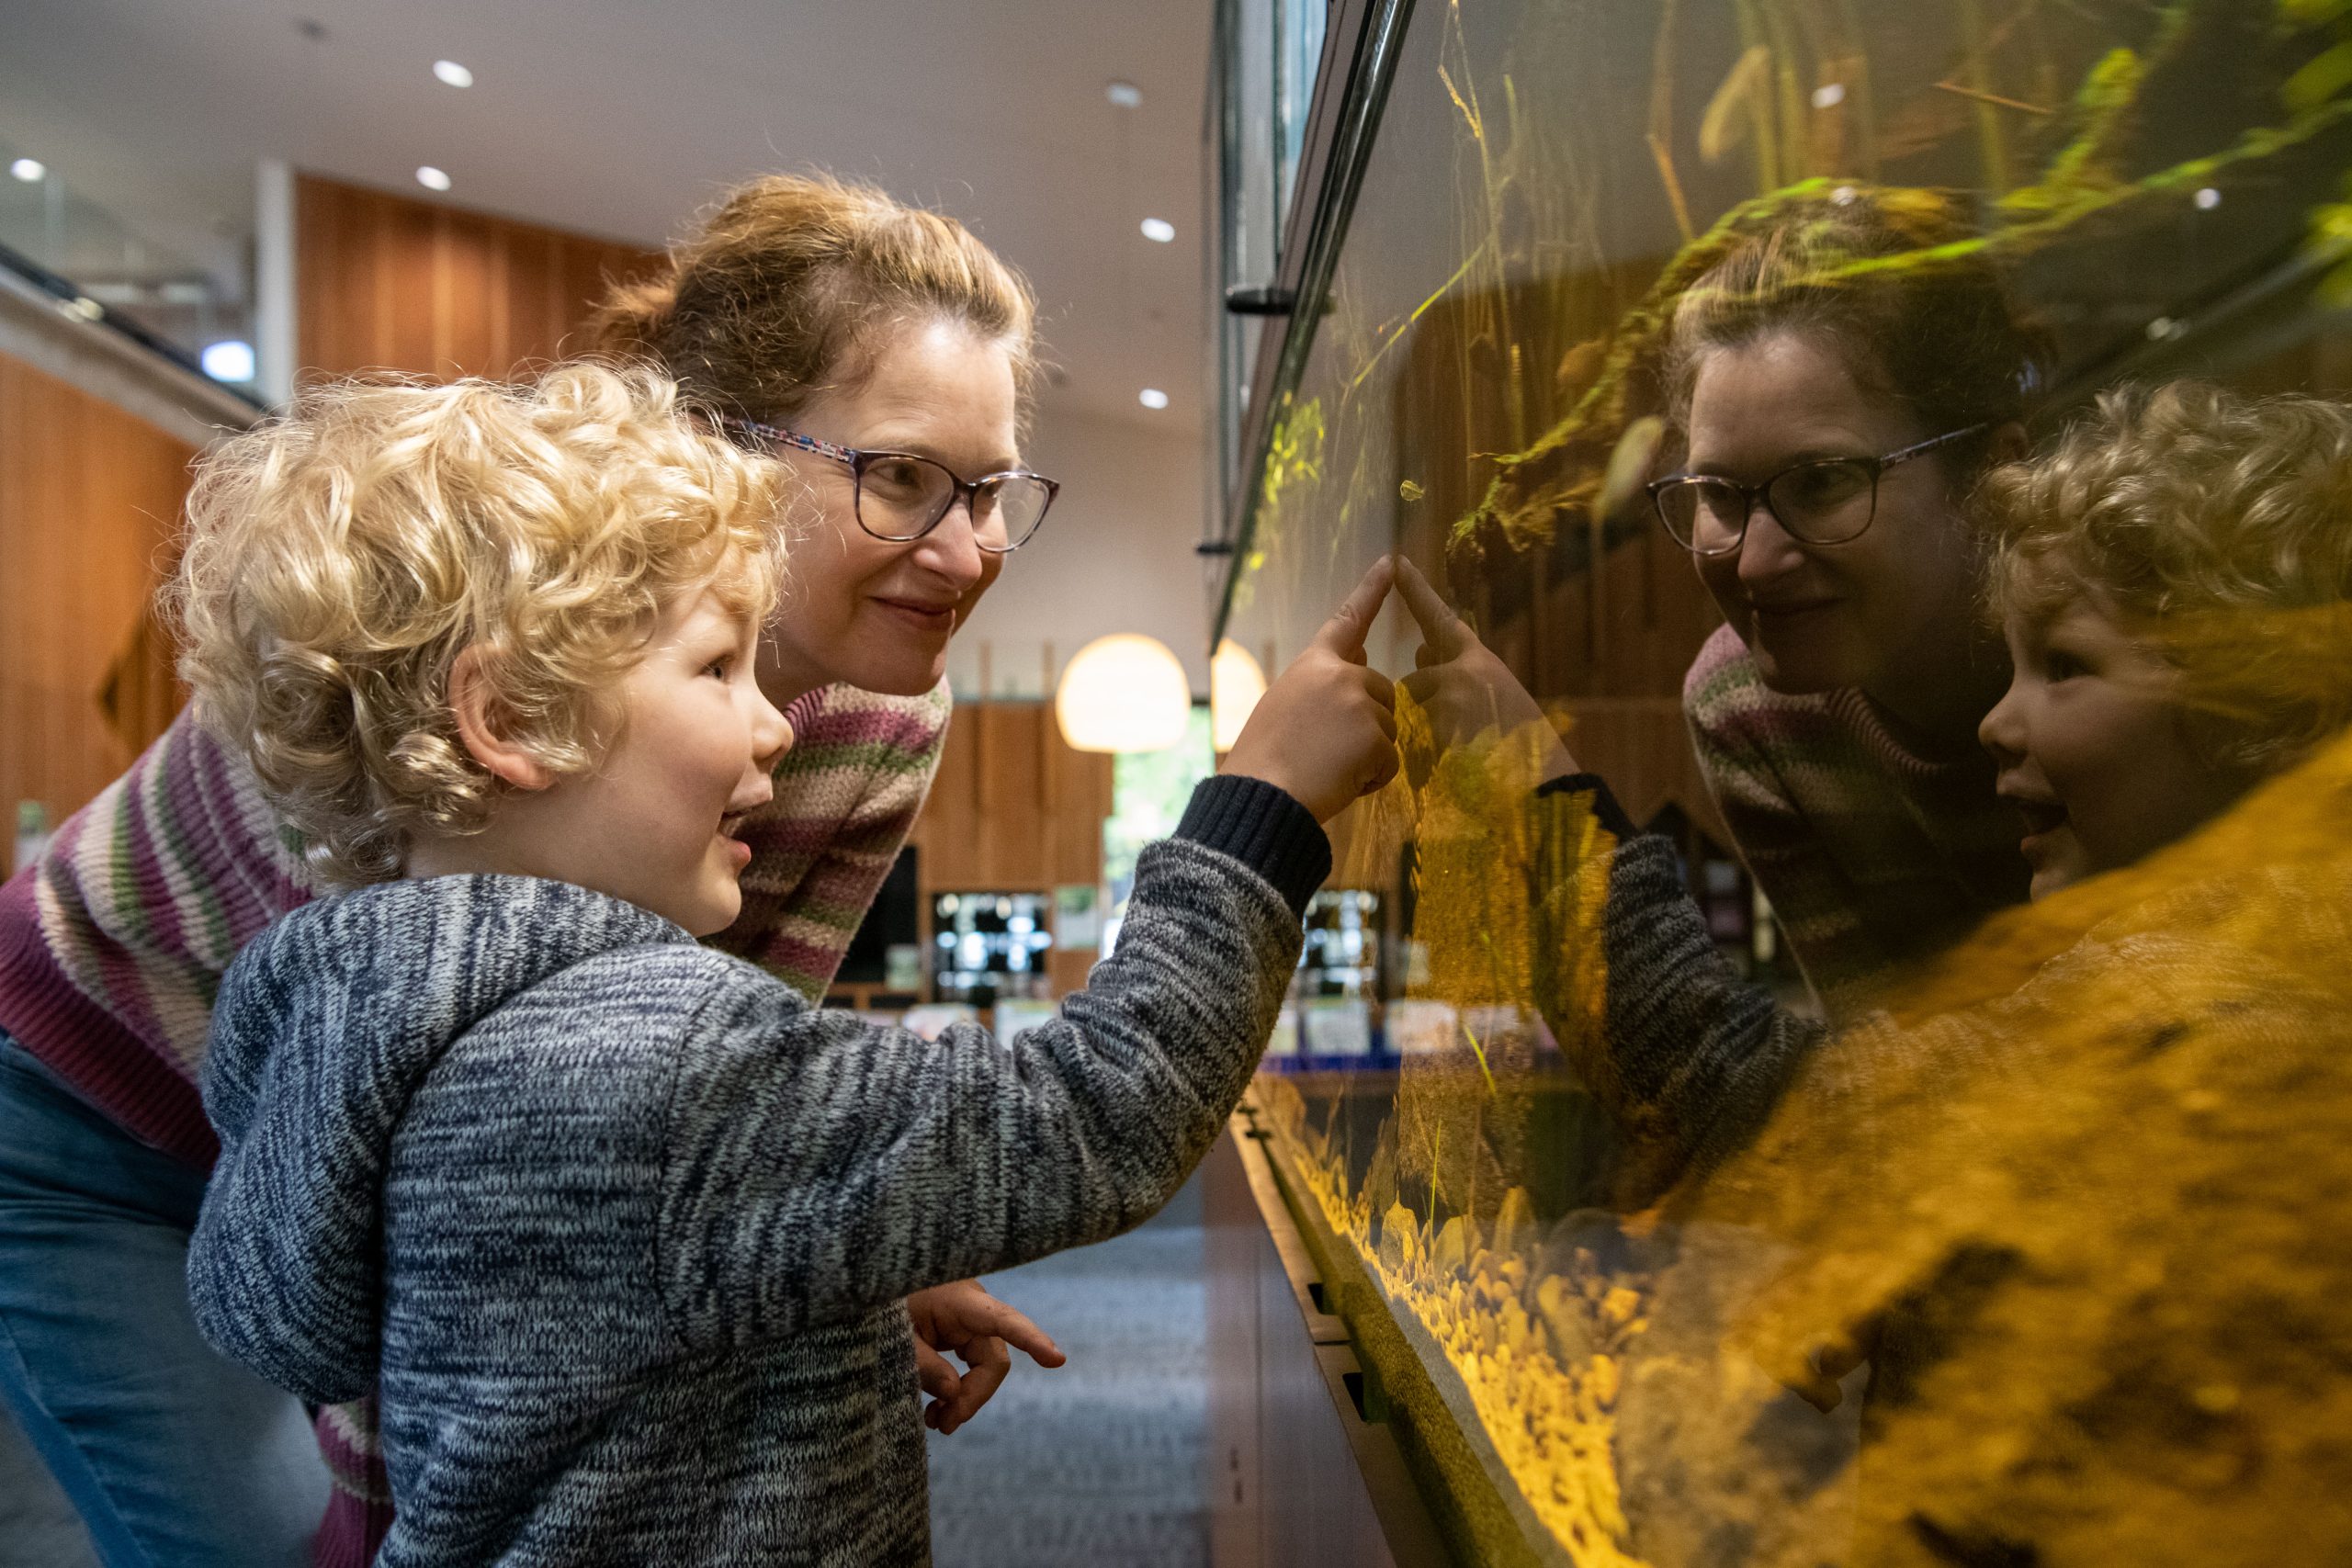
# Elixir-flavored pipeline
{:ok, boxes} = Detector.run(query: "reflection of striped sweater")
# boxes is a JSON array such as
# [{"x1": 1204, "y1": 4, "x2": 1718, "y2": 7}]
[
  {"x1": 0, "y1": 678, "x2": 950, "y2": 1563},
  {"x1": 1680, "y1": 624, "x2": 2028, "y2": 1015}
]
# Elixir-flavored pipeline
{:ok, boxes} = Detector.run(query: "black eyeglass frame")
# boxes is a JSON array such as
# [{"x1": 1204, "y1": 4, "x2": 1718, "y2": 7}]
[
  {"x1": 722, "y1": 416, "x2": 1060, "y2": 554},
  {"x1": 1645, "y1": 424, "x2": 1990, "y2": 558}
]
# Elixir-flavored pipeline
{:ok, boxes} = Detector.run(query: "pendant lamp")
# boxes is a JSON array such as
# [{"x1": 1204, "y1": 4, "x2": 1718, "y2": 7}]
[
  {"x1": 1209, "y1": 639, "x2": 1267, "y2": 752},
  {"x1": 1055, "y1": 634, "x2": 1191, "y2": 753}
]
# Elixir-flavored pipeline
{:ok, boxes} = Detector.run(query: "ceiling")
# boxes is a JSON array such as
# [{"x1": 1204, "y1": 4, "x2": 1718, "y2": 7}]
[{"x1": 0, "y1": 0, "x2": 1214, "y2": 435}]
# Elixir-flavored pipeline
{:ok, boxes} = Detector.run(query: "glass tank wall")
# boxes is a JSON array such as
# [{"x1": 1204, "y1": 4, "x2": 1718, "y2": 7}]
[{"x1": 1211, "y1": 3, "x2": 2352, "y2": 1563}]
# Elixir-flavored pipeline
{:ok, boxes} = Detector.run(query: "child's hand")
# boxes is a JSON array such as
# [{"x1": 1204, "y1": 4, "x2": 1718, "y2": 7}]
[
  {"x1": 1221, "y1": 559, "x2": 1401, "y2": 823},
  {"x1": 1394, "y1": 557, "x2": 1577, "y2": 783},
  {"x1": 908, "y1": 1279, "x2": 1066, "y2": 1435}
]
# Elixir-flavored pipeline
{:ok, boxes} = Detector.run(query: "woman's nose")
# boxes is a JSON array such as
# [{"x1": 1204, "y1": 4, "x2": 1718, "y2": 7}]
[
  {"x1": 1735, "y1": 501, "x2": 1808, "y2": 589},
  {"x1": 913, "y1": 495, "x2": 987, "y2": 589}
]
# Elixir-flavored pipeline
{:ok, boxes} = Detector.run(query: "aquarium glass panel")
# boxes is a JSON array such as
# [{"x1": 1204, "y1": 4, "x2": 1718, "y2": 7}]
[{"x1": 1217, "y1": 2, "x2": 2352, "y2": 1562}]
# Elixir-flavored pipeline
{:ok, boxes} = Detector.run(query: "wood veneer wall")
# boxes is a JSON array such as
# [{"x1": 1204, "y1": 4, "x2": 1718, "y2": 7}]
[
  {"x1": 295, "y1": 174, "x2": 658, "y2": 382},
  {"x1": 0, "y1": 350, "x2": 195, "y2": 863}
]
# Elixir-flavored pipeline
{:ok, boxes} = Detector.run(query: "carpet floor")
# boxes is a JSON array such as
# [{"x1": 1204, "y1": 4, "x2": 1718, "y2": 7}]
[{"x1": 926, "y1": 1173, "x2": 1211, "y2": 1568}]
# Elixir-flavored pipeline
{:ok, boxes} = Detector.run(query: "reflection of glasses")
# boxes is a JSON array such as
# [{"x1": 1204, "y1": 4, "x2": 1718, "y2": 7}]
[
  {"x1": 724, "y1": 417, "x2": 1059, "y2": 553},
  {"x1": 1646, "y1": 425, "x2": 1987, "y2": 557}
]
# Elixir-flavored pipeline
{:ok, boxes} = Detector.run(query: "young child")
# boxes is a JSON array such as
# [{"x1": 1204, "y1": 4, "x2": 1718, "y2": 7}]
[
  {"x1": 1973, "y1": 378, "x2": 2352, "y2": 898},
  {"x1": 176, "y1": 365, "x2": 1398, "y2": 1566}
]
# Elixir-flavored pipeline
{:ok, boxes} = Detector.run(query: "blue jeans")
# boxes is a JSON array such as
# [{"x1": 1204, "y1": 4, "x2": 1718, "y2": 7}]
[{"x1": 0, "y1": 1034, "x2": 328, "y2": 1567}]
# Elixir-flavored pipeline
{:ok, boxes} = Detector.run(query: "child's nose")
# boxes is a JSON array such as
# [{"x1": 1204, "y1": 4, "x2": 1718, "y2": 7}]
[
  {"x1": 1978, "y1": 681, "x2": 2026, "y2": 763},
  {"x1": 752, "y1": 700, "x2": 794, "y2": 775}
]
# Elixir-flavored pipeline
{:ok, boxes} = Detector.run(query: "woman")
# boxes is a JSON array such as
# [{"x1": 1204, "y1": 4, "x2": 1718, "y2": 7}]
[
  {"x1": 1399, "y1": 186, "x2": 2048, "y2": 1186},
  {"x1": 0, "y1": 172, "x2": 1054, "y2": 1568}
]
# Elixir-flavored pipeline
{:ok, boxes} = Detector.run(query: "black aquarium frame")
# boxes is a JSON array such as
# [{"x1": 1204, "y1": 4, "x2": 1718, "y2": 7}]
[{"x1": 1209, "y1": 0, "x2": 1418, "y2": 651}]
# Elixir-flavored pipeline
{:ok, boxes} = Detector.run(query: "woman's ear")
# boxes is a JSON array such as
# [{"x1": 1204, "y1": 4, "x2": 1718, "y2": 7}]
[{"x1": 447, "y1": 646, "x2": 555, "y2": 791}]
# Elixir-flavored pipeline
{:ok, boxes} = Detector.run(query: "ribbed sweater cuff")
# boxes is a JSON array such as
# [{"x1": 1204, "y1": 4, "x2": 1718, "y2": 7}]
[
  {"x1": 1535, "y1": 772, "x2": 1640, "y2": 840},
  {"x1": 1175, "y1": 775, "x2": 1330, "y2": 918}
]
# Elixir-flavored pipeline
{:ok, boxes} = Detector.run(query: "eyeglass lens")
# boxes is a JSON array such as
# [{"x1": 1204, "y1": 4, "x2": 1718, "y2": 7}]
[
  {"x1": 1657, "y1": 459, "x2": 1878, "y2": 551},
  {"x1": 856, "y1": 453, "x2": 1052, "y2": 551}
]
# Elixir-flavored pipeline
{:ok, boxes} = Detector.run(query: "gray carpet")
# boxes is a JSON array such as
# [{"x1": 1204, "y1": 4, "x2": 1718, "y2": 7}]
[{"x1": 927, "y1": 1173, "x2": 1210, "y2": 1568}]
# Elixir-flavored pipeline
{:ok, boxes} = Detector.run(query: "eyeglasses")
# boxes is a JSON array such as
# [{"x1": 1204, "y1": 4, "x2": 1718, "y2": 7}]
[
  {"x1": 724, "y1": 417, "x2": 1059, "y2": 554},
  {"x1": 1645, "y1": 425, "x2": 1988, "y2": 558}
]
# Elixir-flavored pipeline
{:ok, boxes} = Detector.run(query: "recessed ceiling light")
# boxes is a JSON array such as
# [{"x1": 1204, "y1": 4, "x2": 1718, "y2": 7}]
[
  {"x1": 9, "y1": 158, "x2": 44, "y2": 183},
  {"x1": 433, "y1": 60, "x2": 473, "y2": 88},
  {"x1": 2194, "y1": 186, "x2": 2222, "y2": 210},
  {"x1": 202, "y1": 340, "x2": 257, "y2": 382},
  {"x1": 1106, "y1": 80, "x2": 1143, "y2": 109},
  {"x1": 415, "y1": 165, "x2": 452, "y2": 192},
  {"x1": 1140, "y1": 217, "x2": 1175, "y2": 243},
  {"x1": 1138, "y1": 388, "x2": 1170, "y2": 410}
]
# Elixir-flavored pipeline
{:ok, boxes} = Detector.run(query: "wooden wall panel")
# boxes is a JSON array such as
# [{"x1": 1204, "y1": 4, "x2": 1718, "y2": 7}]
[
  {"x1": 907, "y1": 700, "x2": 1114, "y2": 895},
  {"x1": 1389, "y1": 267, "x2": 1731, "y2": 845},
  {"x1": 0, "y1": 350, "x2": 195, "y2": 867},
  {"x1": 294, "y1": 174, "x2": 659, "y2": 383}
]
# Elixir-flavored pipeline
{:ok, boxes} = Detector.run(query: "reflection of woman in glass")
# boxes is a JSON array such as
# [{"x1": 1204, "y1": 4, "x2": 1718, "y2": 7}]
[
  {"x1": 1400, "y1": 189, "x2": 2047, "y2": 1189},
  {"x1": 1658, "y1": 192, "x2": 2044, "y2": 1007},
  {"x1": 1622, "y1": 381, "x2": 2352, "y2": 1567}
]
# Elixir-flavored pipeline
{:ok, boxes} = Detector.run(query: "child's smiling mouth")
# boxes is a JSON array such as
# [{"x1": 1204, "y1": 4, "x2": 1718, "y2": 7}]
[{"x1": 2002, "y1": 791, "x2": 2071, "y2": 860}]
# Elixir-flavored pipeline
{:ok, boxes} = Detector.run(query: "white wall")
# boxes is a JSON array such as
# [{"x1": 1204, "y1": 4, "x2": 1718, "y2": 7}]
[{"x1": 945, "y1": 400, "x2": 1214, "y2": 702}]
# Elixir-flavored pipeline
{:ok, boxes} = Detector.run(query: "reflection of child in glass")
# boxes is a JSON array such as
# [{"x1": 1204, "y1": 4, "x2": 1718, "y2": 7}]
[
  {"x1": 1405, "y1": 379, "x2": 2352, "y2": 1197},
  {"x1": 1623, "y1": 381, "x2": 2352, "y2": 1567},
  {"x1": 1971, "y1": 381, "x2": 2352, "y2": 897},
  {"x1": 178, "y1": 366, "x2": 1398, "y2": 1567}
]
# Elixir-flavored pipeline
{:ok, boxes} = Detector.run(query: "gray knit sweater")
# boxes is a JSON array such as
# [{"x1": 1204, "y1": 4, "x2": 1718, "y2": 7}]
[
  {"x1": 1530, "y1": 774, "x2": 1824, "y2": 1205},
  {"x1": 188, "y1": 775, "x2": 1325, "y2": 1567}
]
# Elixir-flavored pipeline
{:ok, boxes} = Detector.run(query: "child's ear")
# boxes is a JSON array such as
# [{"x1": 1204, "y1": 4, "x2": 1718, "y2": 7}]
[
  {"x1": 447, "y1": 646, "x2": 556, "y2": 792},
  {"x1": 1991, "y1": 420, "x2": 2030, "y2": 466}
]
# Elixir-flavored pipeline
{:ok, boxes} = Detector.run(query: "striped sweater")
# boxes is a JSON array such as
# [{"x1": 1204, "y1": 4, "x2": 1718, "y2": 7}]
[
  {"x1": 1681, "y1": 623, "x2": 2028, "y2": 1016},
  {"x1": 1515, "y1": 629, "x2": 2032, "y2": 1204},
  {"x1": 0, "y1": 677, "x2": 949, "y2": 1564},
  {"x1": 187, "y1": 778, "x2": 1322, "y2": 1567},
  {"x1": 0, "y1": 679, "x2": 949, "y2": 1165}
]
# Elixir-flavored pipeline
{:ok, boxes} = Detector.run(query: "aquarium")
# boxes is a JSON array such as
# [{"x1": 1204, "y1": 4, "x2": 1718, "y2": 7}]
[{"x1": 1212, "y1": 3, "x2": 2352, "y2": 1563}]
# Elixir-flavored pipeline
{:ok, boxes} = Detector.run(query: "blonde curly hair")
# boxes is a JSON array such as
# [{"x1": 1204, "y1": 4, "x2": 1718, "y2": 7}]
[
  {"x1": 171, "y1": 363, "x2": 785, "y2": 886},
  {"x1": 1978, "y1": 381, "x2": 2352, "y2": 773}
]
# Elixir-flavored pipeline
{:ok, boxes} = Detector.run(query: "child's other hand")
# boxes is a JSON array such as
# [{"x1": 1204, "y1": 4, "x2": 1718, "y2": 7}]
[
  {"x1": 908, "y1": 1279, "x2": 1066, "y2": 1436},
  {"x1": 1221, "y1": 559, "x2": 1401, "y2": 823},
  {"x1": 1394, "y1": 557, "x2": 1577, "y2": 783}
]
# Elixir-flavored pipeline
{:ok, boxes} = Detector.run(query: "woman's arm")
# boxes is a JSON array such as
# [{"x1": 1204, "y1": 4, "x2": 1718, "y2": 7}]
[{"x1": 654, "y1": 776, "x2": 1328, "y2": 1351}]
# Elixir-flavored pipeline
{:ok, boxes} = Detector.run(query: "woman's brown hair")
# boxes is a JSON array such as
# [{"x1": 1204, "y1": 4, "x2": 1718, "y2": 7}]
[
  {"x1": 590, "y1": 173, "x2": 1037, "y2": 427},
  {"x1": 1664, "y1": 186, "x2": 2050, "y2": 489}
]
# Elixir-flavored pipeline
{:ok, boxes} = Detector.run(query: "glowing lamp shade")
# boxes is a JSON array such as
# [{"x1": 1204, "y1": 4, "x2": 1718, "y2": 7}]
[
  {"x1": 1056, "y1": 634, "x2": 1190, "y2": 753},
  {"x1": 1209, "y1": 639, "x2": 1266, "y2": 751}
]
